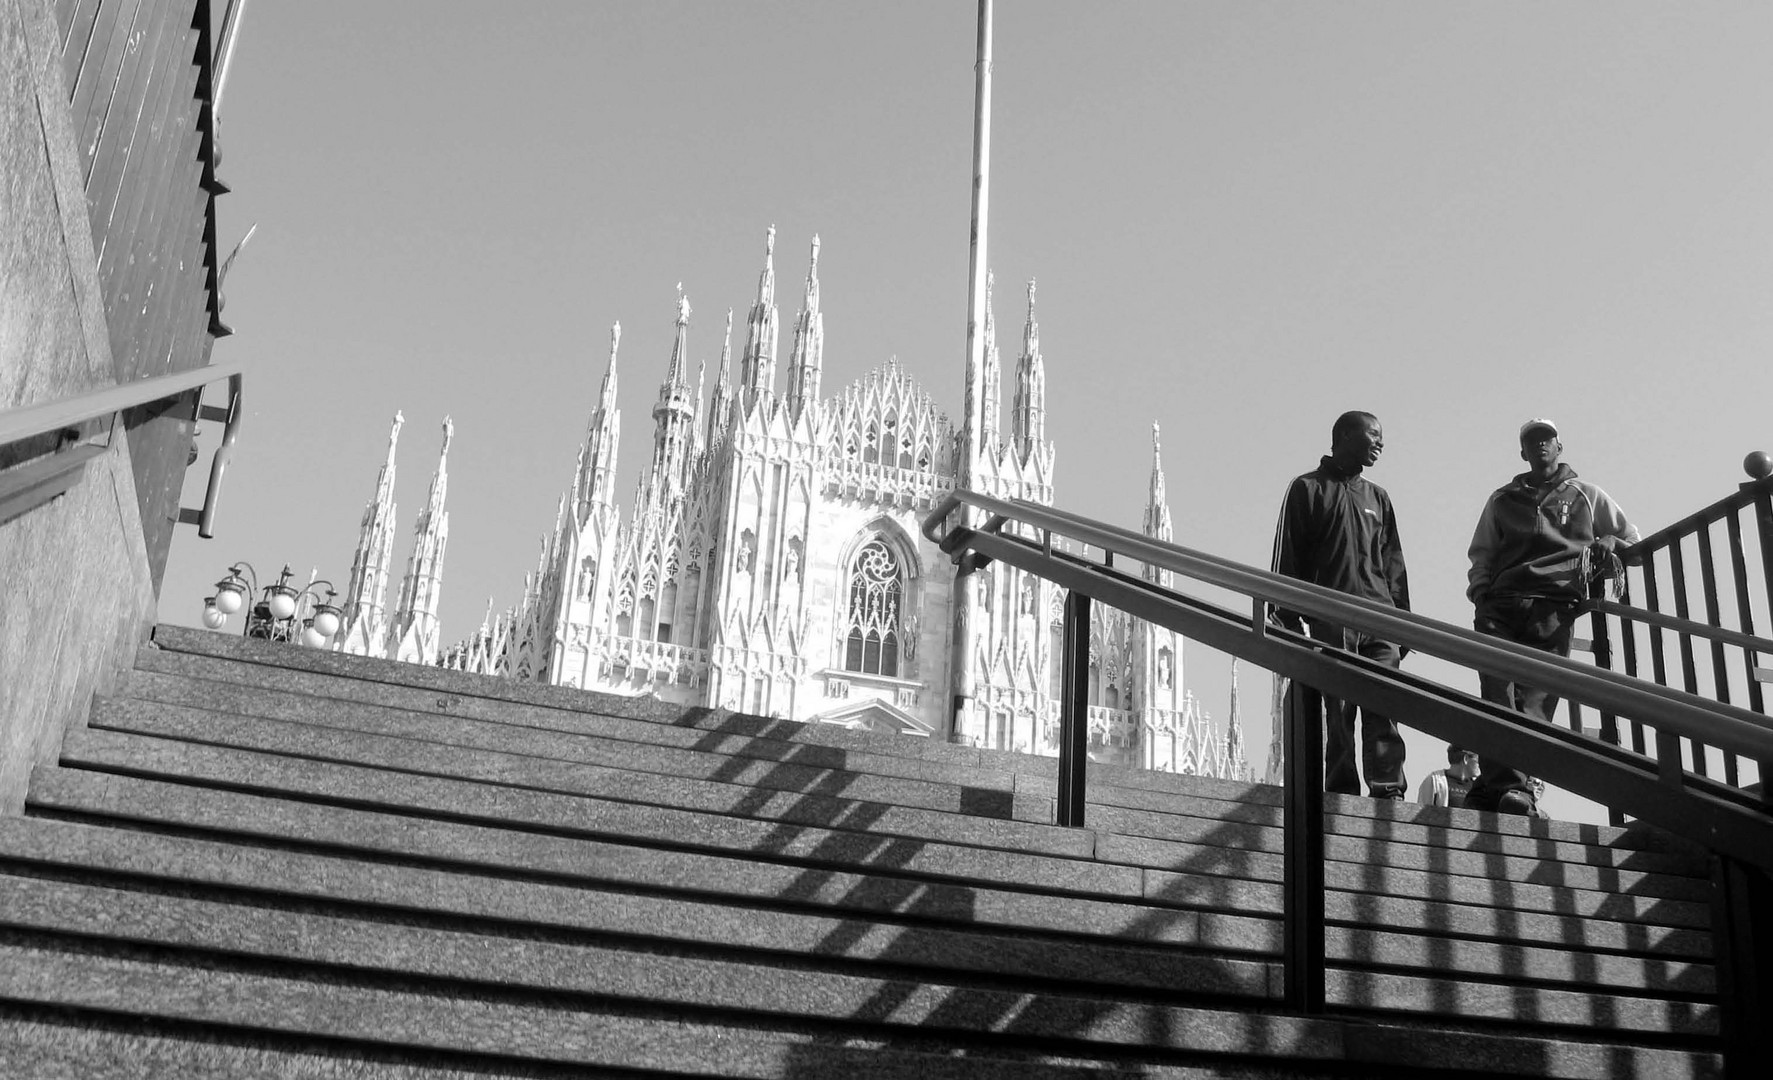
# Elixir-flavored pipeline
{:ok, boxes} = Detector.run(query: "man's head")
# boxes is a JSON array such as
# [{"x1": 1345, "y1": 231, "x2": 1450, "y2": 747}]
[
  {"x1": 1519, "y1": 417, "x2": 1562, "y2": 474},
  {"x1": 1446, "y1": 745, "x2": 1478, "y2": 780},
  {"x1": 1330, "y1": 411, "x2": 1383, "y2": 472}
]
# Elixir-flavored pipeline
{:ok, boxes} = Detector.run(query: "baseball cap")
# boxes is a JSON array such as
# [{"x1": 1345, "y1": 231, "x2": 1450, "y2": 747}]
[{"x1": 1519, "y1": 418, "x2": 1558, "y2": 439}]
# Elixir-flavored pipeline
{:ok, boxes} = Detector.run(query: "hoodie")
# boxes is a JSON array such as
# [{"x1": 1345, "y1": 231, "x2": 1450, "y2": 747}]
[{"x1": 1467, "y1": 464, "x2": 1638, "y2": 604}]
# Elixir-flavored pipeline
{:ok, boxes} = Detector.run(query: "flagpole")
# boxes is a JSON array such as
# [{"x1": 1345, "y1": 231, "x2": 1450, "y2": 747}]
[{"x1": 952, "y1": 0, "x2": 992, "y2": 745}]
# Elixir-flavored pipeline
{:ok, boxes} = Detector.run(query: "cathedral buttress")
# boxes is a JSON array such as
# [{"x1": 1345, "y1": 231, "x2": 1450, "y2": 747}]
[
  {"x1": 740, "y1": 226, "x2": 779, "y2": 409},
  {"x1": 339, "y1": 411, "x2": 403, "y2": 657},
  {"x1": 784, "y1": 235, "x2": 824, "y2": 423},
  {"x1": 389, "y1": 417, "x2": 453, "y2": 666}
]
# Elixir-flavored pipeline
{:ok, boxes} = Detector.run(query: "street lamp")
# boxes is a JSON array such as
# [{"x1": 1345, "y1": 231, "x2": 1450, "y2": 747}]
[{"x1": 202, "y1": 562, "x2": 342, "y2": 647}]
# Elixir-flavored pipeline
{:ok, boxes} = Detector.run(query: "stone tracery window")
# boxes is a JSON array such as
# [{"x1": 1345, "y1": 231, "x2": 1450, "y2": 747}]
[{"x1": 842, "y1": 539, "x2": 903, "y2": 677}]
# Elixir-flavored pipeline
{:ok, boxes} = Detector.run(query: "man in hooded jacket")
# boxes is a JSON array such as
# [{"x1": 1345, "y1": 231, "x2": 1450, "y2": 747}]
[{"x1": 1464, "y1": 418, "x2": 1638, "y2": 816}]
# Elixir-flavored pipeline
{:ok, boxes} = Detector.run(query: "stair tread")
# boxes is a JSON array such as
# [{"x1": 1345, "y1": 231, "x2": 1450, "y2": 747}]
[
  {"x1": 89, "y1": 680, "x2": 1709, "y2": 883},
  {"x1": 0, "y1": 627, "x2": 1722, "y2": 1076},
  {"x1": 141, "y1": 630, "x2": 1675, "y2": 853},
  {"x1": 51, "y1": 729, "x2": 1718, "y2": 929},
  {"x1": 0, "y1": 815, "x2": 1709, "y2": 987},
  {"x1": 0, "y1": 940, "x2": 1718, "y2": 1078}
]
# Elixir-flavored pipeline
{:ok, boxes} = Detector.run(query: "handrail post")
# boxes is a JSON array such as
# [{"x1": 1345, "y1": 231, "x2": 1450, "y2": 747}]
[
  {"x1": 1711, "y1": 855, "x2": 1773, "y2": 1077},
  {"x1": 1056, "y1": 588, "x2": 1090, "y2": 827},
  {"x1": 1282, "y1": 672, "x2": 1326, "y2": 1012},
  {"x1": 1750, "y1": 487, "x2": 1773, "y2": 810}
]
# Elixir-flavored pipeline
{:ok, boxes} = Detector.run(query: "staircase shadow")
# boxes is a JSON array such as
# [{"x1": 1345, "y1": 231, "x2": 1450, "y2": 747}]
[{"x1": 671, "y1": 710, "x2": 1308, "y2": 1070}]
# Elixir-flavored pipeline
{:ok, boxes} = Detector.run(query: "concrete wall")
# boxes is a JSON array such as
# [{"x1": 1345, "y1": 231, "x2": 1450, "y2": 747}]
[{"x1": 0, "y1": 0, "x2": 156, "y2": 814}]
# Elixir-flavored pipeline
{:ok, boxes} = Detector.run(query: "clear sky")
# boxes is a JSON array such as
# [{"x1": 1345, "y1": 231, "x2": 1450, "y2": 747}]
[{"x1": 167, "y1": 1, "x2": 1773, "y2": 823}]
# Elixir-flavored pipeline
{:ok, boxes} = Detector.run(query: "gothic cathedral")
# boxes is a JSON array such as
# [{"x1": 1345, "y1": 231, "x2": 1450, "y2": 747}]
[{"x1": 334, "y1": 228, "x2": 1251, "y2": 780}]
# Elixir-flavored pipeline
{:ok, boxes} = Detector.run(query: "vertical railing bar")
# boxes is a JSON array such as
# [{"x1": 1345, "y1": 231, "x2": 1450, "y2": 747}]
[
  {"x1": 1725, "y1": 511, "x2": 1765, "y2": 719},
  {"x1": 1282, "y1": 667, "x2": 1325, "y2": 1013},
  {"x1": 1667, "y1": 541, "x2": 1707, "y2": 779},
  {"x1": 1617, "y1": 568, "x2": 1647, "y2": 756},
  {"x1": 1588, "y1": 609, "x2": 1625, "y2": 826},
  {"x1": 1750, "y1": 487, "x2": 1773, "y2": 812},
  {"x1": 1696, "y1": 527, "x2": 1739, "y2": 787},
  {"x1": 1057, "y1": 585, "x2": 1089, "y2": 828},
  {"x1": 1641, "y1": 555, "x2": 1686, "y2": 785}
]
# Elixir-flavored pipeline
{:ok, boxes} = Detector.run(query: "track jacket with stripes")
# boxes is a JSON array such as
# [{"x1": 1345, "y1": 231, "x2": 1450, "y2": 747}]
[{"x1": 1271, "y1": 456, "x2": 1410, "y2": 633}]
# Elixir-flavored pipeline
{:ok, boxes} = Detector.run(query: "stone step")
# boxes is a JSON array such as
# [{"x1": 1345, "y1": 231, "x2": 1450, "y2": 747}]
[
  {"x1": 22, "y1": 758, "x2": 1714, "y2": 1018},
  {"x1": 24, "y1": 765, "x2": 1262, "y2": 957},
  {"x1": 0, "y1": 1004, "x2": 1371, "y2": 1080},
  {"x1": 89, "y1": 695, "x2": 1053, "y2": 843},
  {"x1": 7, "y1": 935, "x2": 1711, "y2": 1080},
  {"x1": 137, "y1": 631, "x2": 1700, "y2": 858},
  {"x1": 0, "y1": 866, "x2": 1718, "y2": 1047},
  {"x1": 0, "y1": 816, "x2": 1269, "y2": 986},
  {"x1": 0, "y1": 872, "x2": 1285, "y2": 1042},
  {"x1": 4, "y1": 941, "x2": 1302, "y2": 1079},
  {"x1": 122, "y1": 665, "x2": 1026, "y2": 803},
  {"x1": 115, "y1": 667, "x2": 1710, "y2": 882},
  {"x1": 0, "y1": 814, "x2": 1712, "y2": 993},
  {"x1": 58, "y1": 724, "x2": 1717, "y2": 932}
]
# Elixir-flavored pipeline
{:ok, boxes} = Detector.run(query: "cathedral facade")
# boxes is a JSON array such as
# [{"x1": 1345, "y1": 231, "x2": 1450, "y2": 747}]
[{"x1": 334, "y1": 228, "x2": 1250, "y2": 780}]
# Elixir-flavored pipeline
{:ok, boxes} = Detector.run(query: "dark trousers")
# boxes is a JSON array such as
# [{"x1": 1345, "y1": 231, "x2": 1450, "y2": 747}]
[
  {"x1": 1466, "y1": 595, "x2": 1577, "y2": 809},
  {"x1": 1297, "y1": 624, "x2": 1406, "y2": 798}
]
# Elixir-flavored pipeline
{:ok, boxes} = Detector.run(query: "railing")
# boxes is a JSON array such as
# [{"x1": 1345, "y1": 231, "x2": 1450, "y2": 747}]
[
  {"x1": 924, "y1": 487, "x2": 1773, "y2": 1076},
  {"x1": 0, "y1": 360, "x2": 245, "y2": 535},
  {"x1": 1576, "y1": 464, "x2": 1773, "y2": 818}
]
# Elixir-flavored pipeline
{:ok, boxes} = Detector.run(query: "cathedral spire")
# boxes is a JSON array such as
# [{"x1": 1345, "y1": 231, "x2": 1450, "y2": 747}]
[
  {"x1": 1143, "y1": 423, "x2": 1174, "y2": 585},
  {"x1": 785, "y1": 233, "x2": 824, "y2": 420},
  {"x1": 339, "y1": 410, "x2": 402, "y2": 656},
  {"x1": 1012, "y1": 278, "x2": 1046, "y2": 455},
  {"x1": 664, "y1": 285, "x2": 692, "y2": 391},
  {"x1": 1225, "y1": 659, "x2": 1251, "y2": 781},
  {"x1": 576, "y1": 322, "x2": 622, "y2": 519},
  {"x1": 389, "y1": 416, "x2": 453, "y2": 665},
  {"x1": 708, "y1": 308, "x2": 734, "y2": 447},
  {"x1": 980, "y1": 269, "x2": 1001, "y2": 449},
  {"x1": 649, "y1": 288, "x2": 698, "y2": 498},
  {"x1": 740, "y1": 225, "x2": 779, "y2": 405}
]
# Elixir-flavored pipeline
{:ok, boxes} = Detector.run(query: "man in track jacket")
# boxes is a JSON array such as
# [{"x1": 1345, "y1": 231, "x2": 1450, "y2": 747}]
[
  {"x1": 1272, "y1": 411, "x2": 1411, "y2": 800},
  {"x1": 1464, "y1": 418, "x2": 1638, "y2": 816}
]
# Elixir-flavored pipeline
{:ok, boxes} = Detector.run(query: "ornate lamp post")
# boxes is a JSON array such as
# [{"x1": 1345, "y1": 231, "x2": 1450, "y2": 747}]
[{"x1": 202, "y1": 562, "x2": 342, "y2": 647}]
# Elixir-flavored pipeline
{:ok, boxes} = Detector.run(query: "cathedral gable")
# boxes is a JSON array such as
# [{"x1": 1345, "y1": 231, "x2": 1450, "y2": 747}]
[{"x1": 807, "y1": 698, "x2": 934, "y2": 738}]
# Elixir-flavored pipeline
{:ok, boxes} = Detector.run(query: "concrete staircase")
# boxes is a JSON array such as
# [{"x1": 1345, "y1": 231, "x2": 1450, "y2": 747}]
[{"x1": 0, "y1": 625, "x2": 1722, "y2": 1077}]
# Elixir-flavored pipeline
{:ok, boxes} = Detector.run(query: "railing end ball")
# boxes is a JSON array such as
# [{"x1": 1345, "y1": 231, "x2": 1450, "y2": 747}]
[{"x1": 1745, "y1": 451, "x2": 1773, "y2": 480}]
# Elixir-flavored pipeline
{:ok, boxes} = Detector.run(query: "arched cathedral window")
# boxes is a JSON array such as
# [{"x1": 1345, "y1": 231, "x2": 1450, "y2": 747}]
[{"x1": 842, "y1": 539, "x2": 903, "y2": 677}]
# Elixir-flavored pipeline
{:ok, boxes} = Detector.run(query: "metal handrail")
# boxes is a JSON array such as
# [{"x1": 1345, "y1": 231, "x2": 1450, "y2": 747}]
[
  {"x1": 925, "y1": 485, "x2": 1773, "y2": 1070},
  {"x1": 0, "y1": 358, "x2": 245, "y2": 448},
  {"x1": 1, "y1": 360, "x2": 245, "y2": 535},
  {"x1": 1619, "y1": 474, "x2": 1773, "y2": 559},
  {"x1": 927, "y1": 490, "x2": 1773, "y2": 763},
  {"x1": 1589, "y1": 597, "x2": 1773, "y2": 656}
]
